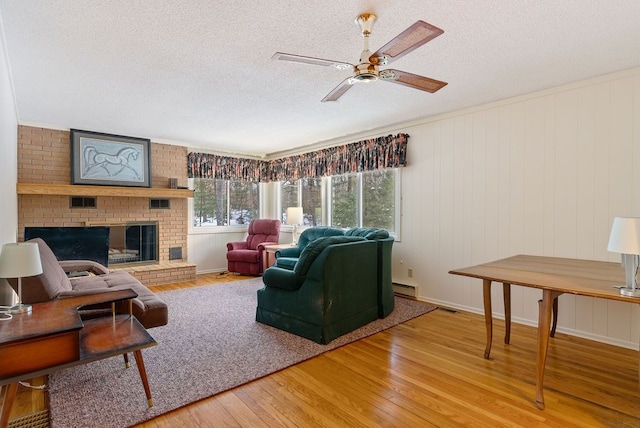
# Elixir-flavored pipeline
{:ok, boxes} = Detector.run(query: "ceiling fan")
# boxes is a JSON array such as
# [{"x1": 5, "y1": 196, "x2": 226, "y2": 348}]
[{"x1": 272, "y1": 13, "x2": 447, "y2": 102}]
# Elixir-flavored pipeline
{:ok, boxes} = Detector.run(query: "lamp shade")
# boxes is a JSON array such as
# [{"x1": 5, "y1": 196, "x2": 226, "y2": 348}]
[
  {"x1": 607, "y1": 217, "x2": 640, "y2": 255},
  {"x1": 0, "y1": 242, "x2": 43, "y2": 279},
  {"x1": 286, "y1": 207, "x2": 303, "y2": 225}
]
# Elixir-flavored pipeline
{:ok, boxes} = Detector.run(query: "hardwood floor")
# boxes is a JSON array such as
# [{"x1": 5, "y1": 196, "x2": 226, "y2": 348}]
[{"x1": 4, "y1": 273, "x2": 640, "y2": 427}]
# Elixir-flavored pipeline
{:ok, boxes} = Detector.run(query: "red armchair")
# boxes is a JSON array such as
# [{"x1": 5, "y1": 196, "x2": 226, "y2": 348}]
[{"x1": 226, "y1": 219, "x2": 281, "y2": 275}]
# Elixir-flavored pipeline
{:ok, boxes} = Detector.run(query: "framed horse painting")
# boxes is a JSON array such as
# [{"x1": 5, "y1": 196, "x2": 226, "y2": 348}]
[{"x1": 71, "y1": 129, "x2": 151, "y2": 187}]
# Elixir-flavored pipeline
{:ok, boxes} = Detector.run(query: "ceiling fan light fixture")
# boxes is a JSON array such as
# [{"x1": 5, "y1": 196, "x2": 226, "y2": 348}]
[
  {"x1": 354, "y1": 73, "x2": 378, "y2": 83},
  {"x1": 353, "y1": 63, "x2": 379, "y2": 82}
]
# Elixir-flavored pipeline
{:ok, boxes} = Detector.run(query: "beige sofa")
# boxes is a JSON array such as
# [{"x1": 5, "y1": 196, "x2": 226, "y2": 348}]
[{"x1": 10, "y1": 238, "x2": 168, "y2": 329}]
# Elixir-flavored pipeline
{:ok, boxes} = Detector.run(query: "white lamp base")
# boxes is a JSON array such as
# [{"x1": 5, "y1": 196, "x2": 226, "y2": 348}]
[
  {"x1": 619, "y1": 287, "x2": 640, "y2": 298},
  {"x1": 9, "y1": 303, "x2": 32, "y2": 314}
]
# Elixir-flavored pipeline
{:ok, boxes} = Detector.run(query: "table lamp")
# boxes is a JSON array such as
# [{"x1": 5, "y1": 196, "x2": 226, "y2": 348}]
[
  {"x1": 0, "y1": 242, "x2": 43, "y2": 313},
  {"x1": 286, "y1": 207, "x2": 303, "y2": 244},
  {"x1": 607, "y1": 217, "x2": 640, "y2": 297}
]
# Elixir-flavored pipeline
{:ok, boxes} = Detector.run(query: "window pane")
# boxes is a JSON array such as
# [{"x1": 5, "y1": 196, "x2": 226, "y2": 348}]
[
  {"x1": 229, "y1": 181, "x2": 259, "y2": 225},
  {"x1": 331, "y1": 174, "x2": 358, "y2": 228},
  {"x1": 193, "y1": 178, "x2": 228, "y2": 226},
  {"x1": 362, "y1": 169, "x2": 395, "y2": 231},
  {"x1": 280, "y1": 180, "x2": 299, "y2": 223},
  {"x1": 301, "y1": 178, "x2": 322, "y2": 226}
]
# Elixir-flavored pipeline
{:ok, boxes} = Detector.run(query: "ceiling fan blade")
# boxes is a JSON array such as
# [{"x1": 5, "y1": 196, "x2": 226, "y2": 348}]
[
  {"x1": 321, "y1": 78, "x2": 356, "y2": 102},
  {"x1": 272, "y1": 52, "x2": 353, "y2": 70},
  {"x1": 380, "y1": 69, "x2": 447, "y2": 93},
  {"x1": 369, "y1": 21, "x2": 443, "y2": 65}
]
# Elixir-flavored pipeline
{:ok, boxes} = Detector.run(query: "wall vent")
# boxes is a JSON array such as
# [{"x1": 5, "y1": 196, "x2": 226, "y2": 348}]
[
  {"x1": 150, "y1": 198, "x2": 170, "y2": 209},
  {"x1": 169, "y1": 247, "x2": 182, "y2": 260},
  {"x1": 70, "y1": 196, "x2": 96, "y2": 208}
]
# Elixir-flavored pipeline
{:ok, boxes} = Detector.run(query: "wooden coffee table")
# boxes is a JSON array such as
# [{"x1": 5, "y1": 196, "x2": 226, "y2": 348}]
[{"x1": 0, "y1": 289, "x2": 156, "y2": 428}]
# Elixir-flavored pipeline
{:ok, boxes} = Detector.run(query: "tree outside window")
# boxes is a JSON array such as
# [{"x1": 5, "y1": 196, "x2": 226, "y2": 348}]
[
  {"x1": 362, "y1": 169, "x2": 395, "y2": 231},
  {"x1": 193, "y1": 178, "x2": 258, "y2": 226},
  {"x1": 331, "y1": 174, "x2": 358, "y2": 228},
  {"x1": 229, "y1": 181, "x2": 259, "y2": 225},
  {"x1": 280, "y1": 180, "x2": 299, "y2": 224},
  {"x1": 280, "y1": 178, "x2": 323, "y2": 225},
  {"x1": 301, "y1": 178, "x2": 322, "y2": 226}
]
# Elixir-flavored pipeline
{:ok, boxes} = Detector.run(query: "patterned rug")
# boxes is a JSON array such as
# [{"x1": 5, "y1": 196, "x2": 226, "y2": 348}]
[{"x1": 47, "y1": 278, "x2": 436, "y2": 427}]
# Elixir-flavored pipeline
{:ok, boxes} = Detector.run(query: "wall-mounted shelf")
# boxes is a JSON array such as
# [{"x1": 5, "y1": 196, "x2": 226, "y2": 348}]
[{"x1": 17, "y1": 183, "x2": 193, "y2": 198}]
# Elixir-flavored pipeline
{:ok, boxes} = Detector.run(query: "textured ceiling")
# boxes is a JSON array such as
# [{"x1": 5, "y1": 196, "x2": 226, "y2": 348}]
[{"x1": 1, "y1": 1, "x2": 639, "y2": 157}]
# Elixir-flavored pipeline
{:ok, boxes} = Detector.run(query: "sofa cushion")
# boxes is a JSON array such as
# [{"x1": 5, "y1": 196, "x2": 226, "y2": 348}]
[
  {"x1": 226, "y1": 249, "x2": 260, "y2": 263},
  {"x1": 67, "y1": 270, "x2": 168, "y2": 328},
  {"x1": 294, "y1": 236, "x2": 365, "y2": 276},
  {"x1": 345, "y1": 227, "x2": 390, "y2": 240},
  {"x1": 245, "y1": 219, "x2": 280, "y2": 250},
  {"x1": 274, "y1": 257, "x2": 297, "y2": 270},
  {"x1": 296, "y1": 227, "x2": 345, "y2": 250}
]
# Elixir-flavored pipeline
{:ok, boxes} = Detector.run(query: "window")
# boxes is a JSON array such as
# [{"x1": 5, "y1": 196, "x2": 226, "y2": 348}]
[
  {"x1": 279, "y1": 169, "x2": 399, "y2": 233},
  {"x1": 280, "y1": 178, "x2": 323, "y2": 226},
  {"x1": 330, "y1": 174, "x2": 358, "y2": 228},
  {"x1": 362, "y1": 169, "x2": 395, "y2": 230},
  {"x1": 192, "y1": 178, "x2": 259, "y2": 227}
]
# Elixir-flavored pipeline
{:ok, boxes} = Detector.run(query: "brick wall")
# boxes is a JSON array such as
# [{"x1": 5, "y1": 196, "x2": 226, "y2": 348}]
[{"x1": 17, "y1": 125, "x2": 194, "y2": 283}]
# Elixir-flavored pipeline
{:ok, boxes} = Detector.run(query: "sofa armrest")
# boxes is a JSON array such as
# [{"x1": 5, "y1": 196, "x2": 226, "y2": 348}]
[
  {"x1": 256, "y1": 241, "x2": 279, "y2": 252},
  {"x1": 59, "y1": 260, "x2": 110, "y2": 275},
  {"x1": 276, "y1": 247, "x2": 301, "y2": 258},
  {"x1": 227, "y1": 241, "x2": 248, "y2": 251},
  {"x1": 262, "y1": 267, "x2": 304, "y2": 291}
]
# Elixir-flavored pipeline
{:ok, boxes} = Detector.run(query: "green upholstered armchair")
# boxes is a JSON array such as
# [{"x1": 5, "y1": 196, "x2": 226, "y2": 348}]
[
  {"x1": 345, "y1": 228, "x2": 395, "y2": 318},
  {"x1": 274, "y1": 226, "x2": 345, "y2": 270},
  {"x1": 256, "y1": 235, "x2": 379, "y2": 344}
]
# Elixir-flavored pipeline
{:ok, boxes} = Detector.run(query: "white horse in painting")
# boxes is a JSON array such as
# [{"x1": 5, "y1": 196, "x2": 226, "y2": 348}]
[{"x1": 83, "y1": 146, "x2": 142, "y2": 180}]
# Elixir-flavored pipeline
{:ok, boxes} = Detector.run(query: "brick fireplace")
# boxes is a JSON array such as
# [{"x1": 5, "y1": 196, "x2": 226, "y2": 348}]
[{"x1": 16, "y1": 125, "x2": 196, "y2": 285}]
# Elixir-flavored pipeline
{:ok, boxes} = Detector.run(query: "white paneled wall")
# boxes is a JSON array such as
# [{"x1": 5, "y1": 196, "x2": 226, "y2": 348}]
[
  {"x1": 395, "y1": 67, "x2": 640, "y2": 349},
  {"x1": 188, "y1": 230, "x2": 247, "y2": 274}
]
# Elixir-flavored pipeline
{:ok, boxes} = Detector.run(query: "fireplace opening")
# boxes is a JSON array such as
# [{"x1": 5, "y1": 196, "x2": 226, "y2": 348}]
[
  {"x1": 107, "y1": 222, "x2": 159, "y2": 266},
  {"x1": 24, "y1": 223, "x2": 159, "y2": 267}
]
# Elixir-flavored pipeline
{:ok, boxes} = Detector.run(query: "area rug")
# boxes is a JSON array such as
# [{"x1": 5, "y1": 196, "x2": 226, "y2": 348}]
[{"x1": 47, "y1": 278, "x2": 436, "y2": 428}]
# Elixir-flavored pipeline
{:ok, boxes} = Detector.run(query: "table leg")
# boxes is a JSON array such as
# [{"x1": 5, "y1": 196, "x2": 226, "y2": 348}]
[
  {"x1": 503, "y1": 282, "x2": 511, "y2": 345},
  {"x1": 536, "y1": 290, "x2": 562, "y2": 409},
  {"x1": 483, "y1": 279, "x2": 493, "y2": 359},
  {"x1": 550, "y1": 297, "x2": 559, "y2": 337},
  {"x1": 0, "y1": 382, "x2": 18, "y2": 428},
  {"x1": 133, "y1": 350, "x2": 153, "y2": 407}
]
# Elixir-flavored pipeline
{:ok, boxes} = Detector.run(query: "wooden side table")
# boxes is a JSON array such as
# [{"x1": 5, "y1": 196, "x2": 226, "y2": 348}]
[
  {"x1": 0, "y1": 290, "x2": 156, "y2": 428},
  {"x1": 264, "y1": 243, "x2": 296, "y2": 269}
]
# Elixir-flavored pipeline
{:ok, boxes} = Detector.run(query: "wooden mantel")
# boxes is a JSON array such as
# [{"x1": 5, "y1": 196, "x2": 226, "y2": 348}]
[{"x1": 17, "y1": 183, "x2": 194, "y2": 198}]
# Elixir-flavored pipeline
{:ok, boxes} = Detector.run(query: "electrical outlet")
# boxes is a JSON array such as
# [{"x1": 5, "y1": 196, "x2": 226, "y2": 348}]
[{"x1": 408, "y1": 268, "x2": 413, "y2": 278}]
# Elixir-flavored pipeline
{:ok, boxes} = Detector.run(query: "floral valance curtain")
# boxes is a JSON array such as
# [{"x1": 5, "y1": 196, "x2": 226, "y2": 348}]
[{"x1": 187, "y1": 133, "x2": 408, "y2": 182}]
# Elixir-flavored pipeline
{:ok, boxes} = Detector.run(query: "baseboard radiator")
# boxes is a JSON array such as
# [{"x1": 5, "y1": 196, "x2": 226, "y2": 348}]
[{"x1": 392, "y1": 282, "x2": 417, "y2": 298}]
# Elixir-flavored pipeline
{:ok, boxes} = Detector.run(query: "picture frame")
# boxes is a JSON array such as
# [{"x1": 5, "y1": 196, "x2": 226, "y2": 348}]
[{"x1": 71, "y1": 129, "x2": 151, "y2": 187}]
